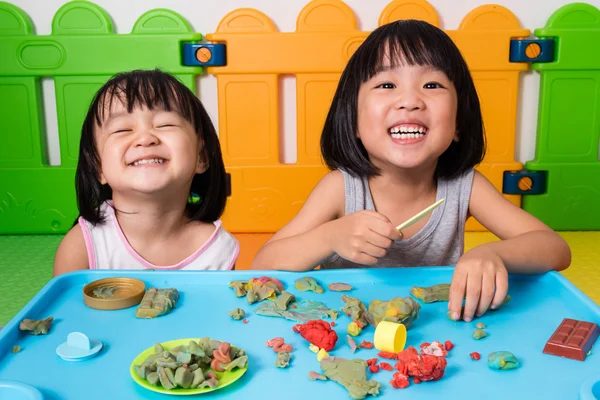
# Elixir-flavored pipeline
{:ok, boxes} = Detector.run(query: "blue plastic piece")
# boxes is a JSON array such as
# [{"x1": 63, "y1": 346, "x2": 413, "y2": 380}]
[
  {"x1": 0, "y1": 380, "x2": 43, "y2": 400},
  {"x1": 580, "y1": 373, "x2": 600, "y2": 400},
  {"x1": 182, "y1": 43, "x2": 226, "y2": 66},
  {"x1": 503, "y1": 169, "x2": 547, "y2": 195},
  {"x1": 56, "y1": 332, "x2": 103, "y2": 361},
  {"x1": 509, "y1": 39, "x2": 555, "y2": 62}
]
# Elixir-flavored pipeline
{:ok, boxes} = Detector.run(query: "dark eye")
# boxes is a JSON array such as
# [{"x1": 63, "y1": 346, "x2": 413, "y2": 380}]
[
  {"x1": 424, "y1": 82, "x2": 444, "y2": 89},
  {"x1": 376, "y1": 82, "x2": 395, "y2": 89}
]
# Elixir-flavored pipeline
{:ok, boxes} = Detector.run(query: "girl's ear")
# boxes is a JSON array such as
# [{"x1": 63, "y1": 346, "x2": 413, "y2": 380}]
[
  {"x1": 195, "y1": 151, "x2": 209, "y2": 174},
  {"x1": 99, "y1": 171, "x2": 107, "y2": 184},
  {"x1": 453, "y1": 129, "x2": 460, "y2": 142}
]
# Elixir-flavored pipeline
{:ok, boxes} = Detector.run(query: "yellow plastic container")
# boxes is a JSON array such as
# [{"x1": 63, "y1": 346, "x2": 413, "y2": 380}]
[{"x1": 374, "y1": 320, "x2": 407, "y2": 353}]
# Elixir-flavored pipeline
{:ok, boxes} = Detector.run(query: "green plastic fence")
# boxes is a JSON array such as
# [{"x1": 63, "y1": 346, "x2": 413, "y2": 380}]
[
  {"x1": 525, "y1": 3, "x2": 600, "y2": 230},
  {"x1": 0, "y1": 1, "x2": 202, "y2": 234}
]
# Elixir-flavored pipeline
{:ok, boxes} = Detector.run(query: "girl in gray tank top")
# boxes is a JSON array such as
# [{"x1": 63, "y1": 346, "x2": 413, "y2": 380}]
[
  {"x1": 252, "y1": 20, "x2": 570, "y2": 323},
  {"x1": 321, "y1": 169, "x2": 473, "y2": 269}
]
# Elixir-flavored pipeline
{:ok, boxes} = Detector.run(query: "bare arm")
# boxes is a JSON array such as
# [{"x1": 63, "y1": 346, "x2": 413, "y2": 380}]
[
  {"x1": 251, "y1": 171, "x2": 345, "y2": 271},
  {"x1": 468, "y1": 171, "x2": 571, "y2": 273},
  {"x1": 53, "y1": 223, "x2": 89, "y2": 276},
  {"x1": 448, "y1": 171, "x2": 571, "y2": 321}
]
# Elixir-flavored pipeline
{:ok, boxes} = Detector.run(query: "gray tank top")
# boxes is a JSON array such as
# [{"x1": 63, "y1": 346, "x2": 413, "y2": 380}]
[{"x1": 321, "y1": 168, "x2": 475, "y2": 269}]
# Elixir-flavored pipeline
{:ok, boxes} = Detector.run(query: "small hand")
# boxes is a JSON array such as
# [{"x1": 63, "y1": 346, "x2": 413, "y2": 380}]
[
  {"x1": 328, "y1": 210, "x2": 402, "y2": 265},
  {"x1": 448, "y1": 246, "x2": 508, "y2": 322}
]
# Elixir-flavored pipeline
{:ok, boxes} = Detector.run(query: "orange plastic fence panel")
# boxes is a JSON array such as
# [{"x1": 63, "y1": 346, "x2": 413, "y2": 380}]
[
  {"x1": 379, "y1": 0, "x2": 439, "y2": 27},
  {"x1": 296, "y1": 73, "x2": 340, "y2": 165},
  {"x1": 209, "y1": 0, "x2": 528, "y2": 234},
  {"x1": 222, "y1": 165, "x2": 329, "y2": 232},
  {"x1": 217, "y1": 74, "x2": 279, "y2": 166}
]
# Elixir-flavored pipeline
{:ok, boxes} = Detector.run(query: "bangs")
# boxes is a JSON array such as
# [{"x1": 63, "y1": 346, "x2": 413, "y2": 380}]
[
  {"x1": 357, "y1": 20, "x2": 460, "y2": 84},
  {"x1": 91, "y1": 69, "x2": 197, "y2": 127}
]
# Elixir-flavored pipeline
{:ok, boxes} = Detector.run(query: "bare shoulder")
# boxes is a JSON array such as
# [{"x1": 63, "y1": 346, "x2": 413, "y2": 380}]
[
  {"x1": 311, "y1": 169, "x2": 344, "y2": 197},
  {"x1": 296, "y1": 169, "x2": 345, "y2": 219},
  {"x1": 319, "y1": 169, "x2": 345, "y2": 186},
  {"x1": 186, "y1": 220, "x2": 222, "y2": 248},
  {"x1": 54, "y1": 222, "x2": 89, "y2": 276}
]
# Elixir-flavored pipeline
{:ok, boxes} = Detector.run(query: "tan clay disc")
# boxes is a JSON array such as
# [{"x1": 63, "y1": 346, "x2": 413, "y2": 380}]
[{"x1": 83, "y1": 277, "x2": 146, "y2": 310}]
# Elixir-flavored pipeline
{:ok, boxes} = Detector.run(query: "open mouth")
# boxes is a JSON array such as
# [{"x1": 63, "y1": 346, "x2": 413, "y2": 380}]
[
  {"x1": 389, "y1": 123, "x2": 428, "y2": 139},
  {"x1": 129, "y1": 158, "x2": 167, "y2": 166}
]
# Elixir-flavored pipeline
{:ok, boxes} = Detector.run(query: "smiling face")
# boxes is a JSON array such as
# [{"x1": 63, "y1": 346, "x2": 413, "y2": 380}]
[
  {"x1": 95, "y1": 100, "x2": 207, "y2": 196},
  {"x1": 321, "y1": 20, "x2": 485, "y2": 180},
  {"x1": 356, "y1": 58, "x2": 458, "y2": 172}
]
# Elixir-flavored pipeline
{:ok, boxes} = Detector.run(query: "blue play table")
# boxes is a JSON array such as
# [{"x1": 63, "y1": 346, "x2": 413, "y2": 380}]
[{"x1": 0, "y1": 268, "x2": 598, "y2": 399}]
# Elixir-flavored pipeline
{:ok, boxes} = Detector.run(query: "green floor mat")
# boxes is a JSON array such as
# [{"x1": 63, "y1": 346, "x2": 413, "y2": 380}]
[{"x1": 0, "y1": 235, "x2": 60, "y2": 326}]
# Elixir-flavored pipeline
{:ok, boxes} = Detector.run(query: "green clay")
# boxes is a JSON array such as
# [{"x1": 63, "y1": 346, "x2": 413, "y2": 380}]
[
  {"x1": 275, "y1": 291, "x2": 296, "y2": 310},
  {"x1": 473, "y1": 329, "x2": 487, "y2": 340},
  {"x1": 275, "y1": 352, "x2": 291, "y2": 368},
  {"x1": 295, "y1": 277, "x2": 325, "y2": 294},
  {"x1": 488, "y1": 351, "x2": 519, "y2": 370},
  {"x1": 320, "y1": 357, "x2": 381, "y2": 399},
  {"x1": 19, "y1": 316, "x2": 53, "y2": 335},
  {"x1": 410, "y1": 284, "x2": 450, "y2": 303},
  {"x1": 228, "y1": 308, "x2": 246, "y2": 320}
]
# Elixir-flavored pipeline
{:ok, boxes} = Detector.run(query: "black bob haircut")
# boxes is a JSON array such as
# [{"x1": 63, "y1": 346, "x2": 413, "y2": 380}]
[
  {"x1": 321, "y1": 20, "x2": 486, "y2": 179},
  {"x1": 75, "y1": 69, "x2": 227, "y2": 224}
]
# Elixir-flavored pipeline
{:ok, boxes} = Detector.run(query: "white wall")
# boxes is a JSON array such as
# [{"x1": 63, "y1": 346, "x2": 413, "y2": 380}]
[{"x1": 9, "y1": 0, "x2": 600, "y2": 165}]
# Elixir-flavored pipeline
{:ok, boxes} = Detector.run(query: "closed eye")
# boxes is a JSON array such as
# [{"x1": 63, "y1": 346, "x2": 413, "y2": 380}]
[
  {"x1": 424, "y1": 82, "x2": 445, "y2": 89},
  {"x1": 375, "y1": 82, "x2": 395, "y2": 89},
  {"x1": 113, "y1": 129, "x2": 132, "y2": 134},
  {"x1": 157, "y1": 124, "x2": 176, "y2": 128}
]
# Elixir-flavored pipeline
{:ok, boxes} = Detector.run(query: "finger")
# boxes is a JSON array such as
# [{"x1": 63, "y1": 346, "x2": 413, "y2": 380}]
[
  {"x1": 346, "y1": 252, "x2": 378, "y2": 265},
  {"x1": 476, "y1": 272, "x2": 495, "y2": 317},
  {"x1": 491, "y1": 267, "x2": 509, "y2": 309},
  {"x1": 360, "y1": 242, "x2": 388, "y2": 259},
  {"x1": 462, "y1": 271, "x2": 482, "y2": 322},
  {"x1": 448, "y1": 269, "x2": 467, "y2": 320},
  {"x1": 390, "y1": 227, "x2": 403, "y2": 241},
  {"x1": 365, "y1": 229, "x2": 393, "y2": 249},
  {"x1": 368, "y1": 219, "x2": 403, "y2": 241},
  {"x1": 360, "y1": 210, "x2": 391, "y2": 223}
]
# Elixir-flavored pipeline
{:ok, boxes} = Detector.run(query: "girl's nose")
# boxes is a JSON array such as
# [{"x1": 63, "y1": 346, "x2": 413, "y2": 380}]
[
  {"x1": 395, "y1": 92, "x2": 425, "y2": 111},
  {"x1": 134, "y1": 130, "x2": 160, "y2": 147}
]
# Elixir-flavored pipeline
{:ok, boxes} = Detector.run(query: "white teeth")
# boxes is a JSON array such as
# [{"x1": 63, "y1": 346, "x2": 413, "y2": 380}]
[
  {"x1": 391, "y1": 133, "x2": 425, "y2": 139},
  {"x1": 132, "y1": 158, "x2": 164, "y2": 166},
  {"x1": 389, "y1": 125, "x2": 427, "y2": 134}
]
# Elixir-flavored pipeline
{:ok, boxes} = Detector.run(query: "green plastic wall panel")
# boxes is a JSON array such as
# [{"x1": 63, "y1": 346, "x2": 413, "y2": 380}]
[
  {"x1": 525, "y1": 3, "x2": 600, "y2": 230},
  {"x1": 0, "y1": 1, "x2": 202, "y2": 234}
]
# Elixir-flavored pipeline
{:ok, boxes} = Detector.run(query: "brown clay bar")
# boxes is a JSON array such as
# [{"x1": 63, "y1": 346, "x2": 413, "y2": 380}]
[{"x1": 543, "y1": 318, "x2": 599, "y2": 361}]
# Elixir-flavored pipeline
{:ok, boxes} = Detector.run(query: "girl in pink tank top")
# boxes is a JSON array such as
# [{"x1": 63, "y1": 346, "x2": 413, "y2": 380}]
[{"x1": 54, "y1": 69, "x2": 238, "y2": 274}]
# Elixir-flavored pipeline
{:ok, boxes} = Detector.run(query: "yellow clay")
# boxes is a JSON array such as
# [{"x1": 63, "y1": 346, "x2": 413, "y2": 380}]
[{"x1": 317, "y1": 348, "x2": 329, "y2": 362}]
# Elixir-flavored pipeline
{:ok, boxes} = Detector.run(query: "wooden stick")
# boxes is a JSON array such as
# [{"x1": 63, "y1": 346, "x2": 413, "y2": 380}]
[{"x1": 395, "y1": 198, "x2": 446, "y2": 231}]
